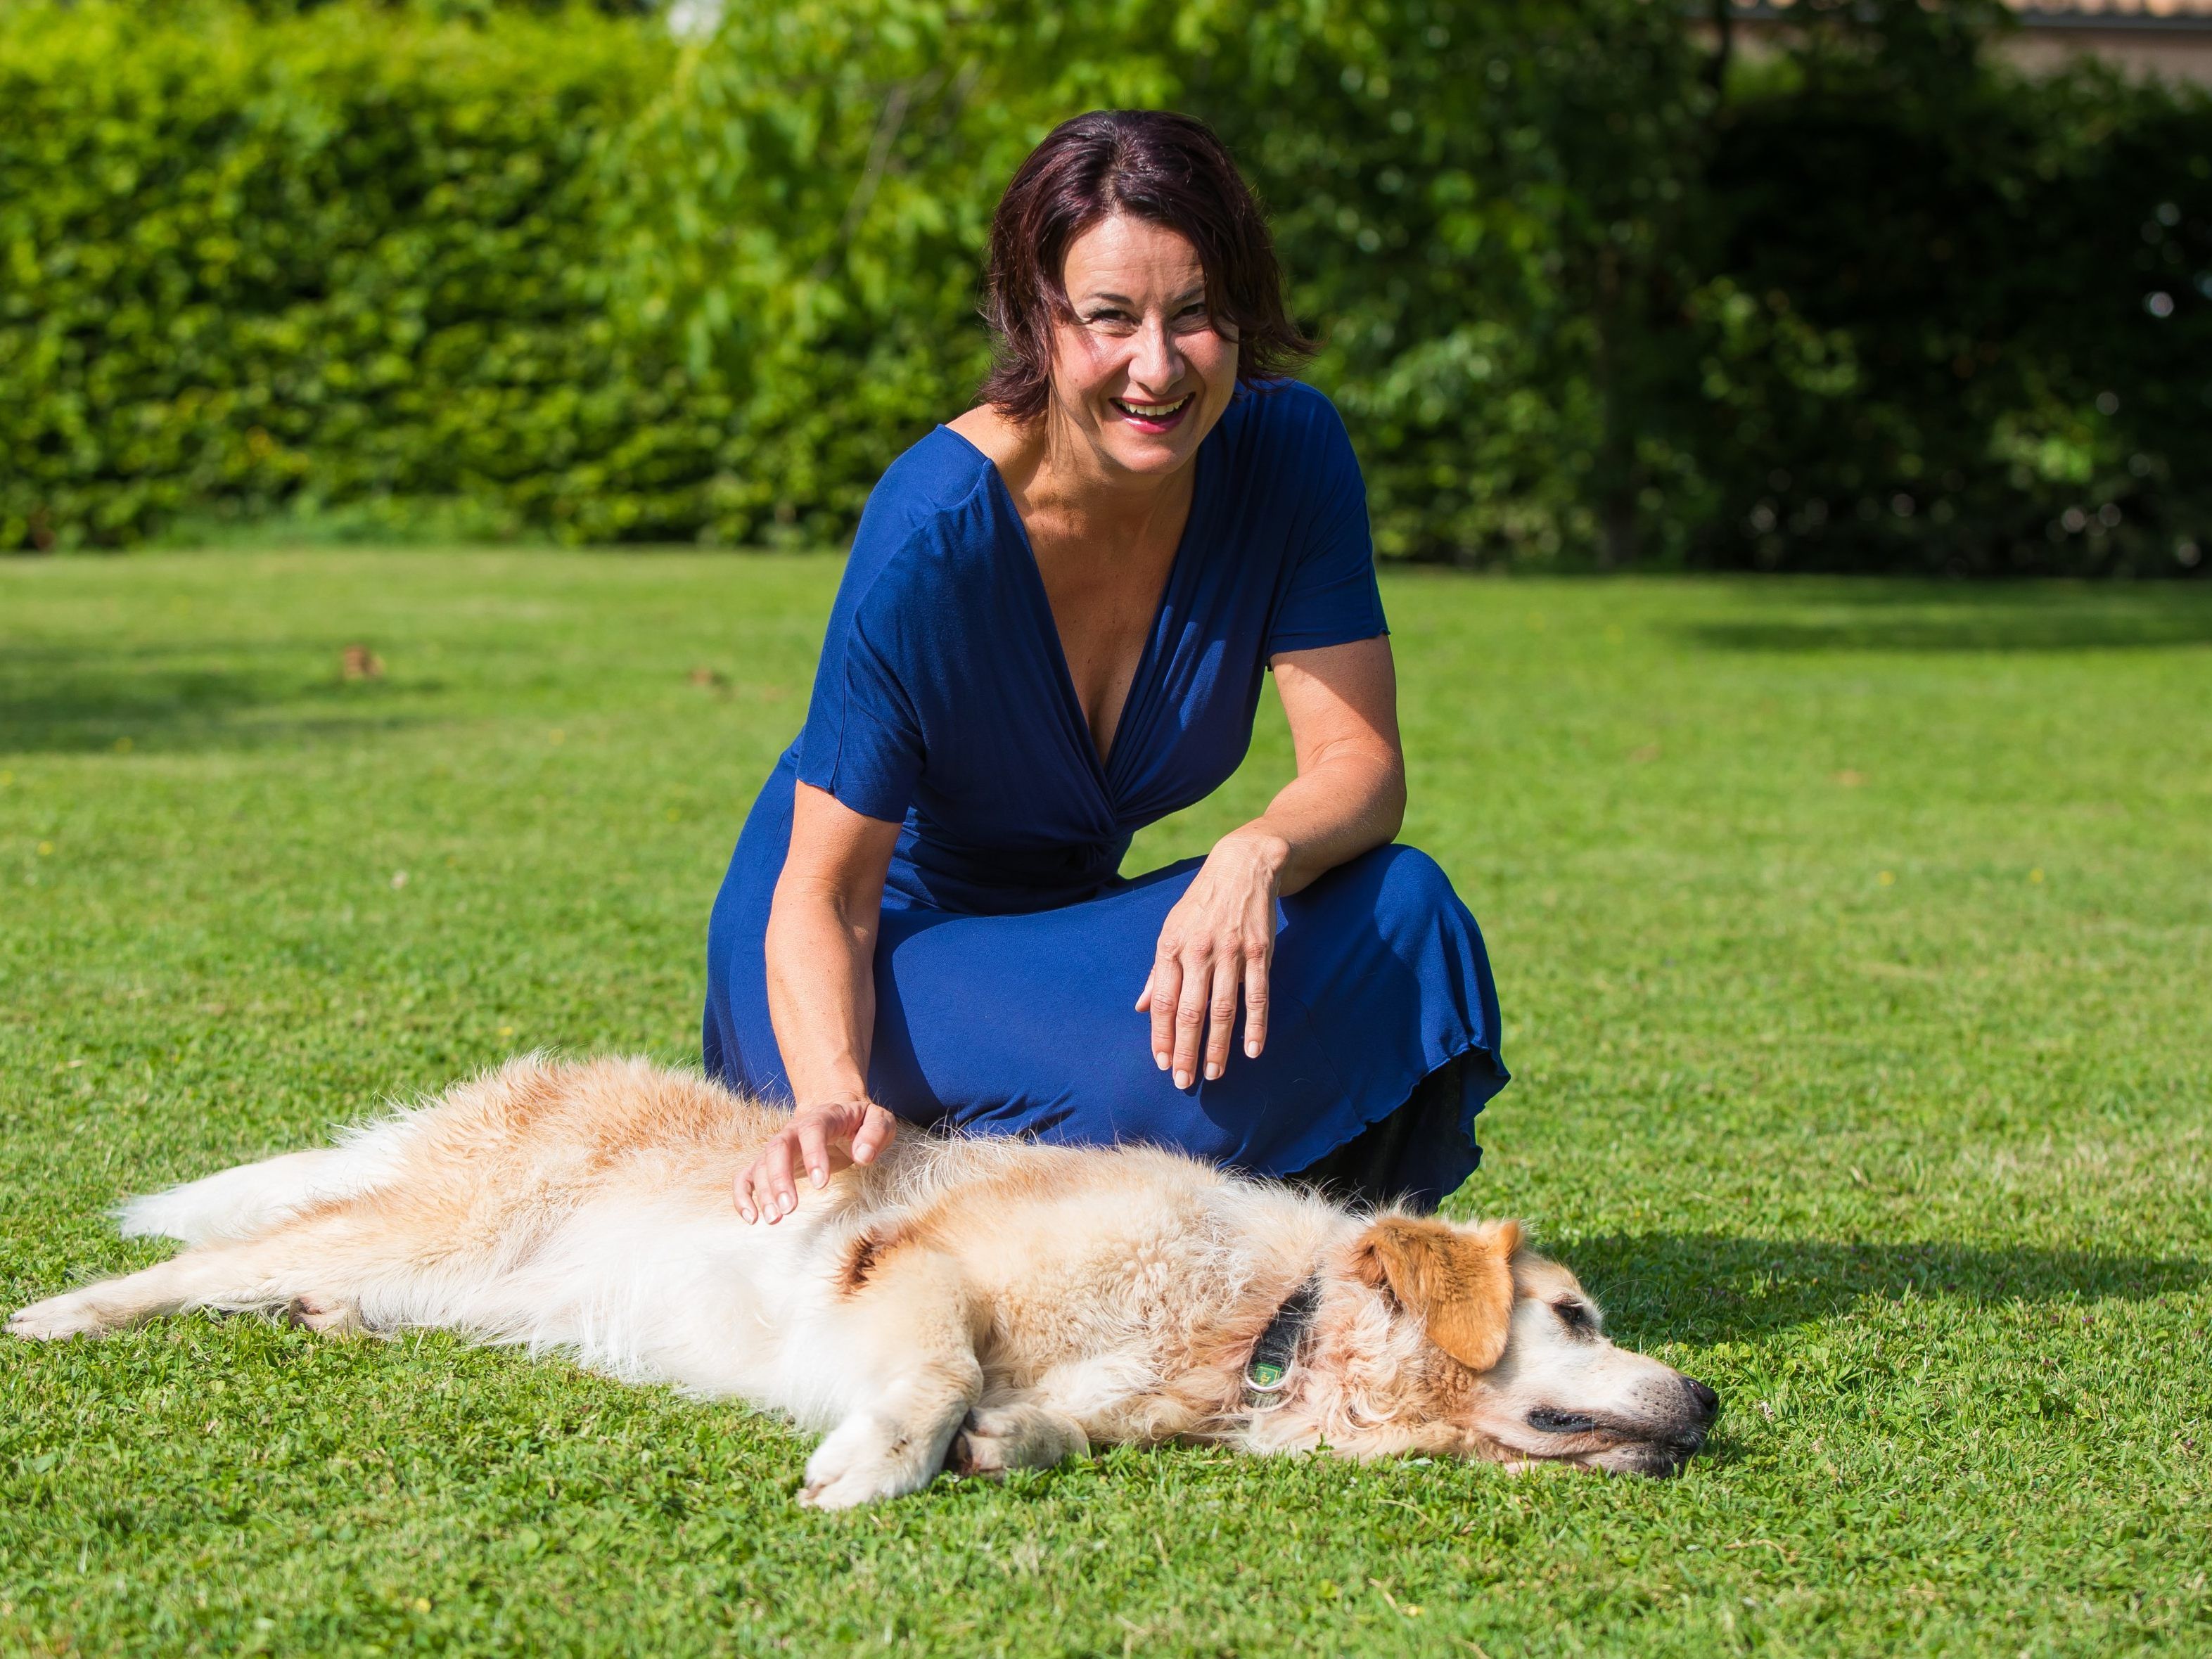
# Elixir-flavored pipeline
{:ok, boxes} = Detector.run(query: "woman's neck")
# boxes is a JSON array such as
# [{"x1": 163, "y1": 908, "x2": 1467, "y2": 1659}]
[{"x1": 951, "y1": 404, "x2": 1193, "y2": 544}]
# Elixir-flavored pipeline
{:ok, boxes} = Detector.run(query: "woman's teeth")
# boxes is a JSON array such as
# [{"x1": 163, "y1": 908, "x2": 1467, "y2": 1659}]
[{"x1": 1112, "y1": 395, "x2": 1191, "y2": 420}]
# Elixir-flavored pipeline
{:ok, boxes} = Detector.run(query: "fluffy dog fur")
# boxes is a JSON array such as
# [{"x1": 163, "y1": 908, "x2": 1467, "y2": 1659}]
[{"x1": 9, "y1": 1057, "x2": 1717, "y2": 1506}]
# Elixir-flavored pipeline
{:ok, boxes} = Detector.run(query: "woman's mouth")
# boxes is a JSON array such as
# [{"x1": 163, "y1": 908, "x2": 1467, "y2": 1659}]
[{"x1": 1108, "y1": 394, "x2": 1193, "y2": 434}]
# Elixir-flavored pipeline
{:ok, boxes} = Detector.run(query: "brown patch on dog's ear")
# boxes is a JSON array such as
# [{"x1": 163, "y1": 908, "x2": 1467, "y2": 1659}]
[{"x1": 1354, "y1": 1217, "x2": 1521, "y2": 1372}]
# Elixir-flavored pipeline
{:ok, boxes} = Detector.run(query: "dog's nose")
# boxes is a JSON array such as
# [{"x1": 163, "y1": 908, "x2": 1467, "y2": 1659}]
[{"x1": 1681, "y1": 1376, "x2": 1720, "y2": 1422}]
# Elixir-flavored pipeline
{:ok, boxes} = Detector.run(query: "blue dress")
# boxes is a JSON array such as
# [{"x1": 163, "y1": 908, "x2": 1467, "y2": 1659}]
[{"x1": 703, "y1": 380, "x2": 1507, "y2": 1201}]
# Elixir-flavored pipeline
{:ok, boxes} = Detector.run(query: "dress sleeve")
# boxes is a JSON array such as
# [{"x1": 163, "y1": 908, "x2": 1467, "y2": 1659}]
[
  {"x1": 794, "y1": 565, "x2": 926, "y2": 825},
  {"x1": 1265, "y1": 394, "x2": 1391, "y2": 657}
]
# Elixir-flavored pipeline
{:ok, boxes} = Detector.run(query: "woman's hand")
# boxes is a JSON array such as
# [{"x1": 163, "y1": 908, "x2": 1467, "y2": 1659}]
[
  {"x1": 1137, "y1": 828, "x2": 1289, "y2": 1089},
  {"x1": 753, "y1": 784, "x2": 903, "y2": 1225},
  {"x1": 734, "y1": 1098, "x2": 898, "y2": 1224},
  {"x1": 1132, "y1": 639, "x2": 1405, "y2": 1089}
]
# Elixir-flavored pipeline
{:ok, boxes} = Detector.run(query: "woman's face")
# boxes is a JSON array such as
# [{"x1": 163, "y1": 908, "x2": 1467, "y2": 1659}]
[{"x1": 1047, "y1": 213, "x2": 1239, "y2": 481}]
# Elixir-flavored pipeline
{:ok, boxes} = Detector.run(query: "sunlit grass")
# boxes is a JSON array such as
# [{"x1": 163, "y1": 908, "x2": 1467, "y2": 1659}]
[{"x1": 3, "y1": 551, "x2": 2208, "y2": 1655}]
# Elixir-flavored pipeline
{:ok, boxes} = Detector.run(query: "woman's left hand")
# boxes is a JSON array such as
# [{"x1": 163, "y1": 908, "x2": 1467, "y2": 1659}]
[{"x1": 1137, "y1": 828, "x2": 1289, "y2": 1089}]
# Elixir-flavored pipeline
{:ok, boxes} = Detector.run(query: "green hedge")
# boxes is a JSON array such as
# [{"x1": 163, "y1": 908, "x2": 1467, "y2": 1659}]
[
  {"x1": 4, "y1": 0, "x2": 2208, "y2": 572},
  {"x1": 1685, "y1": 48, "x2": 2212, "y2": 575},
  {"x1": 0, "y1": 3, "x2": 727, "y2": 548},
  {"x1": 605, "y1": 0, "x2": 1715, "y2": 561}
]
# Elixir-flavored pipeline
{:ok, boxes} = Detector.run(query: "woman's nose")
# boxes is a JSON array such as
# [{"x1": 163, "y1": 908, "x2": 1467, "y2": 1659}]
[{"x1": 1127, "y1": 318, "x2": 1182, "y2": 392}]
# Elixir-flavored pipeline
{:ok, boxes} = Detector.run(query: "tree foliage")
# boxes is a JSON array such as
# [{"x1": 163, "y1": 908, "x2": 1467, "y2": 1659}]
[
  {"x1": 1689, "y1": 41, "x2": 2212, "y2": 574},
  {"x1": 0, "y1": 2, "x2": 694, "y2": 549},
  {"x1": 3, "y1": 0, "x2": 2206, "y2": 572}
]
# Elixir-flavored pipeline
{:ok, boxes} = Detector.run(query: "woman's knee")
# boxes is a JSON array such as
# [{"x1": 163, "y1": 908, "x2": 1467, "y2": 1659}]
[
  {"x1": 1351, "y1": 842, "x2": 1459, "y2": 908},
  {"x1": 1284, "y1": 844, "x2": 1473, "y2": 957}
]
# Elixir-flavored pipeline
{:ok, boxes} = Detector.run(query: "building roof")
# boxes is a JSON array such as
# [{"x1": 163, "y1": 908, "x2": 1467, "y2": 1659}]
[{"x1": 2009, "y1": 0, "x2": 2212, "y2": 29}]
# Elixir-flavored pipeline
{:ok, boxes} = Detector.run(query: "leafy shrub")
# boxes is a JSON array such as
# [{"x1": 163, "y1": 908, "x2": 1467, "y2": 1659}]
[
  {"x1": 617, "y1": 0, "x2": 2212, "y2": 572},
  {"x1": 4, "y1": 0, "x2": 2207, "y2": 572},
  {"x1": 601, "y1": 0, "x2": 1144, "y2": 546},
  {"x1": 0, "y1": 1, "x2": 708, "y2": 550},
  {"x1": 612, "y1": 0, "x2": 1713, "y2": 558},
  {"x1": 1681, "y1": 41, "x2": 2212, "y2": 575}
]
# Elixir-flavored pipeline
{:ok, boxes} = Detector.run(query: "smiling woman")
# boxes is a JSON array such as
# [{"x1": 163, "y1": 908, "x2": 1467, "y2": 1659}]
[{"x1": 703, "y1": 110, "x2": 1508, "y2": 1222}]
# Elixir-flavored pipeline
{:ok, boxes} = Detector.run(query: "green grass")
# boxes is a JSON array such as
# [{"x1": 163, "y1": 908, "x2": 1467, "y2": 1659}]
[{"x1": 4, "y1": 551, "x2": 2208, "y2": 1656}]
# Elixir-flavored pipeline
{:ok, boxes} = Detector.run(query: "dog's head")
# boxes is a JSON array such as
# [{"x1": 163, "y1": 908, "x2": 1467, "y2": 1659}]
[{"x1": 1334, "y1": 1216, "x2": 1718, "y2": 1476}]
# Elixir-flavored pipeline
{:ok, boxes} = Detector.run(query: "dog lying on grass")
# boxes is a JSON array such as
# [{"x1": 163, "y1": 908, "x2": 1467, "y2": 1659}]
[{"x1": 10, "y1": 1056, "x2": 1718, "y2": 1506}]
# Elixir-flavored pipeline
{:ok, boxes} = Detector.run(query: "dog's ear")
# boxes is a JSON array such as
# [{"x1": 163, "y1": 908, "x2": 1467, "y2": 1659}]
[{"x1": 1354, "y1": 1217, "x2": 1522, "y2": 1372}]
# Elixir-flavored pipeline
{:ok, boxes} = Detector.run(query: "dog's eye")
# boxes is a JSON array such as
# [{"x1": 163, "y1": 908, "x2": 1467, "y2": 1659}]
[{"x1": 1554, "y1": 1300, "x2": 1593, "y2": 1333}]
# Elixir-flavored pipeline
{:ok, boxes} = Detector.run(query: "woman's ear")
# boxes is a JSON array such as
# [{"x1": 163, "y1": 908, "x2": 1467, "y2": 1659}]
[{"x1": 1353, "y1": 1217, "x2": 1522, "y2": 1372}]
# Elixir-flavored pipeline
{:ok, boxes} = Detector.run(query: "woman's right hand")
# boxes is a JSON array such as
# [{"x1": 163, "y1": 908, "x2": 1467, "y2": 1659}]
[{"x1": 734, "y1": 1098, "x2": 898, "y2": 1224}]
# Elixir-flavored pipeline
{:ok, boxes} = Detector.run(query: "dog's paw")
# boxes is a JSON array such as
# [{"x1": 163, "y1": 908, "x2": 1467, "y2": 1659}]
[
  {"x1": 945, "y1": 1404, "x2": 1088, "y2": 1478},
  {"x1": 8, "y1": 1290, "x2": 119, "y2": 1341},
  {"x1": 283, "y1": 1295, "x2": 356, "y2": 1334},
  {"x1": 799, "y1": 1411, "x2": 959, "y2": 1510}
]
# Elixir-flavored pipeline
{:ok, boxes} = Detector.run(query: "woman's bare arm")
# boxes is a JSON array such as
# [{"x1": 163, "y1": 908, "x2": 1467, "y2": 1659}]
[
  {"x1": 1137, "y1": 635, "x2": 1405, "y2": 1087},
  {"x1": 1251, "y1": 635, "x2": 1407, "y2": 894},
  {"x1": 736, "y1": 781, "x2": 902, "y2": 1223}
]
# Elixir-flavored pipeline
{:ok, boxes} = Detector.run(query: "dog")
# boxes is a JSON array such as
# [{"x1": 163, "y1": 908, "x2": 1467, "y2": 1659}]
[{"x1": 8, "y1": 1056, "x2": 1718, "y2": 1506}]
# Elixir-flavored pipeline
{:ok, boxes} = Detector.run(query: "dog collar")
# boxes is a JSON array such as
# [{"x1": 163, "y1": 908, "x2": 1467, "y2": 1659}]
[{"x1": 1244, "y1": 1278, "x2": 1320, "y2": 1410}]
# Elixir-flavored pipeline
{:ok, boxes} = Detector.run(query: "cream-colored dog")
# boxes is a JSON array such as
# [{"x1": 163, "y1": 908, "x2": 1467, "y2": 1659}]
[{"x1": 10, "y1": 1057, "x2": 1717, "y2": 1506}]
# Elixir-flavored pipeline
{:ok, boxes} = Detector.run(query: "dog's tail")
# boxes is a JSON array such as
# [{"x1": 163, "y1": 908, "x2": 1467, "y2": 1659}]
[
  {"x1": 117, "y1": 1121, "x2": 411, "y2": 1246},
  {"x1": 118, "y1": 1151, "x2": 350, "y2": 1244}
]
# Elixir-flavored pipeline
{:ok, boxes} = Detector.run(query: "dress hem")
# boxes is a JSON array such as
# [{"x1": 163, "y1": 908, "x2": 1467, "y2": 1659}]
[{"x1": 1270, "y1": 1039, "x2": 1509, "y2": 1208}]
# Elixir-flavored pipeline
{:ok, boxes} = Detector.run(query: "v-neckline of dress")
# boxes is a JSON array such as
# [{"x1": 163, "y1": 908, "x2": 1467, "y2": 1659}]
[{"x1": 942, "y1": 425, "x2": 1209, "y2": 793}]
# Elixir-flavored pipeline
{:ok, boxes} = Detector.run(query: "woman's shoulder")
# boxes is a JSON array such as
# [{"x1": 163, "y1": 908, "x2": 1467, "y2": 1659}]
[
  {"x1": 1234, "y1": 375, "x2": 1341, "y2": 421},
  {"x1": 1212, "y1": 378, "x2": 1361, "y2": 498},
  {"x1": 862, "y1": 426, "x2": 999, "y2": 539},
  {"x1": 1217, "y1": 378, "x2": 1354, "y2": 460},
  {"x1": 843, "y1": 426, "x2": 1004, "y2": 592}
]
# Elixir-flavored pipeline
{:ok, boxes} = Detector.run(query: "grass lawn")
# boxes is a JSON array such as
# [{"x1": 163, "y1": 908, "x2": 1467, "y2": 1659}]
[{"x1": 3, "y1": 549, "x2": 2208, "y2": 1656}]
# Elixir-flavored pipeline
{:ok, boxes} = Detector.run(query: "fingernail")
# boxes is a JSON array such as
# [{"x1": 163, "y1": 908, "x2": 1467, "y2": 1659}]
[
  {"x1": 1155, "y1": 1051, "x2": 1169, "y2": 1070},
  {"x1": 810, "y1": 1167, "x2": 825, "y2": 1188},
  {"x1": 780, "y1": 1193, "x2": 795, "y2": 1214},
  {"x1": 1246, "y1": 1040, "x2": 1260, "y2": 1058},
  {"x1": 1205, "y1": 1063, "x2": 1221, "y2": 1080},
  {"x1": 1175, "y1": 1068, "x2": 1191, "y2": 1089}
]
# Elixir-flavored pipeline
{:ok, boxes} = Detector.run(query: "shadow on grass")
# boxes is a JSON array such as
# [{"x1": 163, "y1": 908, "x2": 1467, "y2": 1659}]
[
  {"x1": 1680, "y1": 584, "x2": 2212, "y2": 653},
  {"x1": 0, "y1": 643, "x2": 427, "y2": 755},
  {"x1": 1564, "y1": 1233, "x2": 2207, "y2": 1343}
]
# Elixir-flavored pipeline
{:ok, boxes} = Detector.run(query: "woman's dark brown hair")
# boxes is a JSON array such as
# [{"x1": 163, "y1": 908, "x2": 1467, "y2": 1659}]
[{"x1": 979, "y1": 110, "x2": 1312, "y2": 422}]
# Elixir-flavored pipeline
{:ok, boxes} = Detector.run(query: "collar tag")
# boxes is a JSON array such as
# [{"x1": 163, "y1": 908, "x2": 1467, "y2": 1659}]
[{"x1": 1243, "y1": 1279, "x2": 1319, "y2": 1410}]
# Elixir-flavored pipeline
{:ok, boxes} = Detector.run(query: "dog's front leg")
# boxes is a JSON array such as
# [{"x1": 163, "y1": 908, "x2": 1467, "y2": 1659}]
[{"x1": 800, "y1": 1249, "x2": 981, "y2": 1510}]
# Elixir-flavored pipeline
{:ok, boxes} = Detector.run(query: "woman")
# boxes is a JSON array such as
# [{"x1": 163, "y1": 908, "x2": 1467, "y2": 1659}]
[{"x1": 705, "y1": 109, "x2": 1505, "y2": 1224}]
